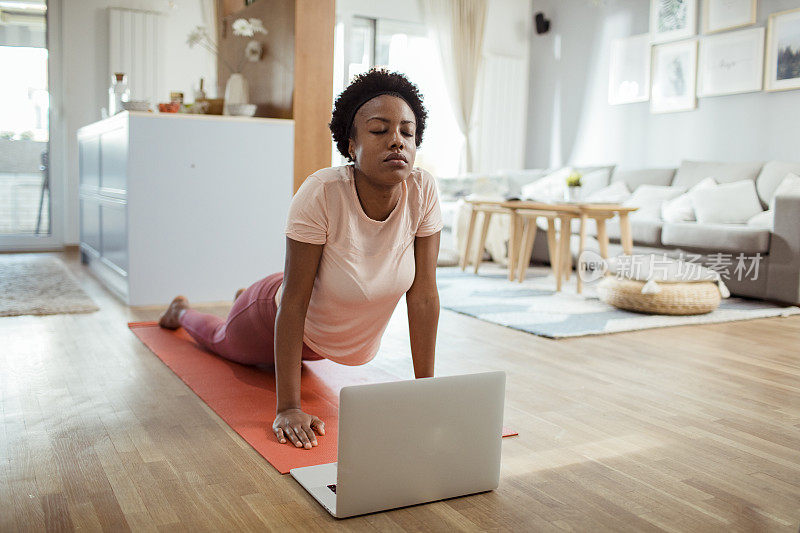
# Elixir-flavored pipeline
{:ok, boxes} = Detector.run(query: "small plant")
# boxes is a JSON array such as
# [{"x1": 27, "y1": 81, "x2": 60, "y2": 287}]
[
  {"x1": 187, "y1": 18, "x2": 267, "y2": 74},
  {"x1": 0, "y1": 131, "x2": 14, "y2": 140},
  {"x1": 18, "y1": 131, "x2": 34, "y2": 140},
  {"x1": 566, "y1": 171, "x2": 582, "y2": 187}
]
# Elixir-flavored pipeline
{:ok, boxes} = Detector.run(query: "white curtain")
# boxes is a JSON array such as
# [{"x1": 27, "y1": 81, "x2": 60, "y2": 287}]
[{"x1": 421, "y1": 0, "x2": 487, "y2": 173}]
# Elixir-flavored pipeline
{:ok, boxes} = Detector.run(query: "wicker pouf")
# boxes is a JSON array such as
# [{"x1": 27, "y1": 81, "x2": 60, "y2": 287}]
[{"x1": 597, "y1": 276, "x2": 721, "y2": 315}]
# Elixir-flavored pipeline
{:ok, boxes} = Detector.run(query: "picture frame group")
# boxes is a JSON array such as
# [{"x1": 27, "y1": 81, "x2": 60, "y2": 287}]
[{"x1": 608, "y1": 0, "x2": 800, "y2": 113}]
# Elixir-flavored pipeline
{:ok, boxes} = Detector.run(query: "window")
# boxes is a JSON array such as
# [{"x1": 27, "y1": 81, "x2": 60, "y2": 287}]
[{"x1": 0, "y1": 46, "x2": 49, "y2": 142}]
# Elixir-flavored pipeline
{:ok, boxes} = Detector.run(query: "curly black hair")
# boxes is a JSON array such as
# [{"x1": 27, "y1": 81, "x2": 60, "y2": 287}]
[{"x1": 329, "y1": 68, "x2": 428, "y2": 162}]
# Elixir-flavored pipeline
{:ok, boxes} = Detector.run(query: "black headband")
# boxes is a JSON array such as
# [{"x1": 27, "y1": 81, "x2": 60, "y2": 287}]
[{"x1": 345, "y1": 90, "x2": 412, "y2": 141}]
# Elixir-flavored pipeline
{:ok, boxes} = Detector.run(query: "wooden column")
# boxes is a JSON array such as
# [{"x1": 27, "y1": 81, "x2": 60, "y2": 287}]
[{"x1": 292, "y1": 0, "x2": 335, "y2": 193}]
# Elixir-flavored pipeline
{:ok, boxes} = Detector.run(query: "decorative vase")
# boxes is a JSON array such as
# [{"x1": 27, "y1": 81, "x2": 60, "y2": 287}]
[
  {"x1": 565, "y1": 186, "x2": 582, "y2": 202},
  {"x1": 223, "y1": 73, "x2": 249, "y2": 115}
]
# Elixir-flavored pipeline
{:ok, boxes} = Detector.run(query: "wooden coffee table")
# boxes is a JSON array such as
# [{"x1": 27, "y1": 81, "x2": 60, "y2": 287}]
[{"x1": 460, "y1": 199, "x2": 638, "y2": 293}]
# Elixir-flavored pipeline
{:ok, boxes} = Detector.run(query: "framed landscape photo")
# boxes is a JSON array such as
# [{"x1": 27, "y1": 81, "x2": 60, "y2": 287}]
[
  {"x1": 609, "y1": 33, "x2": 651, "y2": 105},
  {"x1": 765, "y1": 8, "x2": 800, "y2": 92},
  {"x1": 651, "y1": 39, "x2": 698, "y2": 113},
  {"x1": 651, "y1": 0, "x2": 698, "y2": 44},
  {"x1": 699, "y1": 27, "x2": 764, "y2": 97},
  {"x1": 703, "y1": 0, "x2": 757, "y2": 34}
]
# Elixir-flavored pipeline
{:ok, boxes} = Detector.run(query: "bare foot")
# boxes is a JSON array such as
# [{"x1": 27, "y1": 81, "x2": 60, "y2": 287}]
[
  {"x1": 234, "y1": 288, "x2": 245, "y2": 302},
  {"x1": 159, "y1": 295, "x2": 189, "y2": 329}
]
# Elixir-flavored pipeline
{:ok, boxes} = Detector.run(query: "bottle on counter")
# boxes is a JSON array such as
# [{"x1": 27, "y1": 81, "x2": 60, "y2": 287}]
[
  {"x1": 195, "y1": 77, "x2": 207, "y2": 102},
  {"x1": 108, "y1": 73, "x2": 130, "y2": 115}
]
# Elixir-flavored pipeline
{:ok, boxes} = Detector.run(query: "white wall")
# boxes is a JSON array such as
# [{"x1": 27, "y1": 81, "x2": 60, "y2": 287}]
[
  {"x1": 60, "y1": 0, "x2": 216, "y2": 244},
  {"x1": 525, "y1": 0, "x2": 800, "y2": 171}
]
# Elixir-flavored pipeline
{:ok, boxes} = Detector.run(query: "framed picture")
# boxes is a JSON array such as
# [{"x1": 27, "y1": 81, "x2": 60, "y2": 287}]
[
  {"x1": 703, "y1": 0, "x2": 757, "y2": 34},
  {"x1": 651, "y1": 0, "x2": 698, "y2": 43},
  {"x1": 651, "y1": 39, "x2": 698, "y2": 113},
  {"x1": 699, "y1": 27, "x2": 764, "y2": 97},
  {"x1": 609, "y1": 34, "x2": 651, "y2": 105},
  {"x1": 765, "y1": 7, "x2": 800, "y2": 92}
]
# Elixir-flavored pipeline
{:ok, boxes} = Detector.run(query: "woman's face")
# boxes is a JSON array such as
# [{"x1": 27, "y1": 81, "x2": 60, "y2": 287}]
[{"x1": 348, "y1": 95, "x2": 417, "y2": 186}]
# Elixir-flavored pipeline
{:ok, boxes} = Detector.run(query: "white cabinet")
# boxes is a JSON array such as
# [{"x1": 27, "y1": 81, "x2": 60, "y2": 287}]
[{"x1": 78, "y1": 111, "x2": 295, "y2": 306}]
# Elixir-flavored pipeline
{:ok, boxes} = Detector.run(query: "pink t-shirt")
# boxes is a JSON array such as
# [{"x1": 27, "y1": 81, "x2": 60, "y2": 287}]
[{"x1": 284, "y1": 164, "x2": 443, "y2": 366}]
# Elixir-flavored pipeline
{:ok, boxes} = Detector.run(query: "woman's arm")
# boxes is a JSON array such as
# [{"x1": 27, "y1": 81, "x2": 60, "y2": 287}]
[
  {"x1": 406, "y1": 231, "x2": 441, "y2": 379},
  {"x1": 273, "y1": 236, "x2": 324, "y2": 448}
]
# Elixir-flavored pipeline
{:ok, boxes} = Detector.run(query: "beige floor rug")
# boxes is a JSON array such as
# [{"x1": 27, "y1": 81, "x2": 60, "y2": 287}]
[
  {"x1": 0, "y1": 254, "x2": 99, "y2": 317},
  {"x1": 438, "y1": 263, "x2": 800, "y2": 338}
]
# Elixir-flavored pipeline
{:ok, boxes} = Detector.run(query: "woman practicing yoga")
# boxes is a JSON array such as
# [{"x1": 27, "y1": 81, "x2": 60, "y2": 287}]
[{"x1": 158, "y1": 69, "x2": 442, "y2": 451}]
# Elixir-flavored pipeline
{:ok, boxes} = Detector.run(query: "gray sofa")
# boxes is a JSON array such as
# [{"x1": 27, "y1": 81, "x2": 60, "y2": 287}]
[
  {"x1": 530, "y1": 160, "x2": 800, "y2": 305},
  {"x1": 438, "y1": 160, "x2": 800, "y2": 305}
]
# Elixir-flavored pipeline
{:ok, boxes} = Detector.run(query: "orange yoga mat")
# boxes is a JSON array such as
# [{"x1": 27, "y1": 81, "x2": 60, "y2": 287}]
[{"x1": 128, "y1": 321, "x2": 517, "y2": 474}]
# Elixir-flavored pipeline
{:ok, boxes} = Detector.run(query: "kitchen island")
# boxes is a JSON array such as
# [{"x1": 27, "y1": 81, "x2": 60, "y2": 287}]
[{"x1": 77, "y1": 111, "x2": 294, "y2": 306}]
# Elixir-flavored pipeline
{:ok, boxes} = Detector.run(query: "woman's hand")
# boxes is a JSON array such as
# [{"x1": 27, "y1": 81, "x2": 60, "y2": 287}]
[{"x1": 272, "y1": 408, "x2": 325, "y2": 449}]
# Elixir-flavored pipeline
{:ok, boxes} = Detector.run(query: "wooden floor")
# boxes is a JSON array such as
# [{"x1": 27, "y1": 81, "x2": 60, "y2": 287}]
[{"x1": 2, "y1": 249, "x2": 799, "y2": 532}]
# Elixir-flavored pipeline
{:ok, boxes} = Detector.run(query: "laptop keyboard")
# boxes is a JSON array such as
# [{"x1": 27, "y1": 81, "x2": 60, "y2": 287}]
[{"x1": 327, "y1": 484, "x2": 337, "y2": 493}]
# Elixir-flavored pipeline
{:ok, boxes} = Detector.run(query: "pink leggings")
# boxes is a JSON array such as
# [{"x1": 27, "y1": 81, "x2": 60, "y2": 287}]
[{"x1": 178, "y1": 271, "x2": 324, "y2": 366}]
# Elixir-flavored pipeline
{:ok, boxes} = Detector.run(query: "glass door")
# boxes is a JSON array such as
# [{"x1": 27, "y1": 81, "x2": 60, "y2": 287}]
[{"x1": 0, "y1": 0, "x2": 62, "y2": 251}]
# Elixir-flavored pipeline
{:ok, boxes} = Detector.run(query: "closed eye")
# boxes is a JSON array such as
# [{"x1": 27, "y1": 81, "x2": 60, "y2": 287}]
[{"x1": 370, "y1": 130, "x2": 414, "y2": 137}]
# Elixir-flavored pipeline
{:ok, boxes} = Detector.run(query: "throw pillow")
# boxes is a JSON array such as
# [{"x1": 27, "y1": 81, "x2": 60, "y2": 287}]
[
  {"x1": 769, "y1": 172, "x2": 800, "y2": 211},
  {"x1": 623, "y1": 185, "x2": 686, "y2": 220},
  {"x1": 661, "y1": 177, "x2": 716, "y2": 223},
  {"x1": 584, "y1": 180, "x2": 631, "y2": 203},
  {"x1": 746, "y1": 210, "x2": 774, "y2": 230},
  {"x1": 580, "y1": 168, "x2": 612, "y2": 196},
  {"x1": 690, "y1": 179, "x2": 763, "y2": 224},
  {"x1": 520, "y1": 167, "x2": 573, "y2": 202}
]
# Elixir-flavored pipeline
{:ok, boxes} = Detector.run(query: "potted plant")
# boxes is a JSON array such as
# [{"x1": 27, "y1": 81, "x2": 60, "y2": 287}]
[{"x1": 565, "y1": 171, "x2": 582, "y2": 202}]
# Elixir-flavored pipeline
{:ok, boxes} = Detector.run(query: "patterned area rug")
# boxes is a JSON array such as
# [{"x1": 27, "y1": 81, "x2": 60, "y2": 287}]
[
  {"x1": 0, "y1": 254, "x2": 99, "y2": 317},
  {"x1": 437, "y1": 264, "x2": 800, "y2": 339}
]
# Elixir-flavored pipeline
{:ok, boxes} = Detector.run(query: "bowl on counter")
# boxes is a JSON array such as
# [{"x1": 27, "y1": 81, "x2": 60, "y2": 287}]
[
  {"x1": 157, "y1": 102, "x2": 181, "y2": 113},
  {"x1": 226, "y1": 103, "x2": 257, "y2": 117}
]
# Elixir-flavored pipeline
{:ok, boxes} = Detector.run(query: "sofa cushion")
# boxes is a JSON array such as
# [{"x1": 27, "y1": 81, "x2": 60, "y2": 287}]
[
  {"x1": 575, "y1": 164, "x2": 616, "y2": 180},
  {"x1": 690, "y1": 179, "x2": 764, "y2": 224},
  {"x1": 756, "y1": 161, "x2": 800, "y2": 208},
  {"x1": 624, "y1": 185, "x2": 686, "y2": 220},
  {"x1": 662, "y1": 222, "x2": 770, "y2": 254},
  {"x1": 606, "y1": 218, "x2": 664, "y2": 247},
  {"x1": 502, "y1": 168, "x2": 552, "y2": 197},
  {"x1": 747, "y1": 210, "x2": 774, "y2": 230},
  {"x1": 520, "y1": 167, "x2": 574, "y2": 202},
  {"x1": 584, "y1": 180, "x2": 631, "y2": 203},
  {"x1": 611, "y1": 168, "x2": 675, "y2": 190},
  {"x1": 769, "y1": 173, "x2": 800, "y2": 211},
  {"x1": 671, "y1": 160, "x2": 763, "y2": 189},
  {"x1": 661, "y1": 177, "x2": 716, "y2": 222},
  {"x1": 580, "y1": 168, "x2": 612, "y2": 196}
]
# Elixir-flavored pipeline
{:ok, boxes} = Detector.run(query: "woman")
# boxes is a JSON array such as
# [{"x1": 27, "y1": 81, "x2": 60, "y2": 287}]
[{"x1": 158, "y1": 68, "x2": 443, "y2": 451}]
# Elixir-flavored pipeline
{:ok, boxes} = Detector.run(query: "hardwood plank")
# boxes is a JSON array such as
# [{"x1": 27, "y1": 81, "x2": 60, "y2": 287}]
[{"x1": 1, "y1": 250, "x2": 799, "y2": 531}]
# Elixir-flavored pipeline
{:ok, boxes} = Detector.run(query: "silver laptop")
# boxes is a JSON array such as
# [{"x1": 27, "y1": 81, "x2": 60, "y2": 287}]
[{"x1": 290, "y1": 371, "x2": 506, "y2": 518}]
